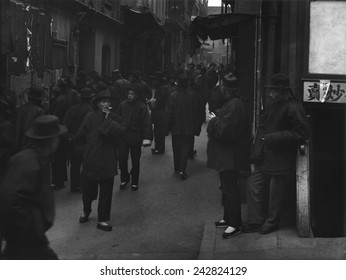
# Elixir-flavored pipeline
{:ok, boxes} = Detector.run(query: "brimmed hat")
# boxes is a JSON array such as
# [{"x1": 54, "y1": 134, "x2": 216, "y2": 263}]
[
  {"x1": 265, "y1": 73, "x2": 291, "y2": 89},
  {"x1": 80, "y1": 88, "x2": 93, "y2": 99},
  {"x1": 221, "y1": 73, "x2": 238, "y2": 89},
  {"x1": 93, "y1": 90, "x2": 111, "y2": 103},
  {"x1": 27, "y1": 86, "x2": 43, "y2": 100},
  {"x1": 26, "y1": 115, "x2": 67, "y2": 139},
  {"x1": 150, "y1": 71, "x2": 163, "y2": 80},
  {"x1": 127, "y1": 86, "x2": 140, "y2": 95}
]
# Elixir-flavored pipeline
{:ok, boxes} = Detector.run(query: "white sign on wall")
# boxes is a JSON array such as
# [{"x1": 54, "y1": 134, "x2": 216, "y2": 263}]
[
  {"x1": 303, "y1": 80, "x2": 346, "y2": 103},
  {"x1": 309, "y1": 1, "x2": 346, "y2": 75}
]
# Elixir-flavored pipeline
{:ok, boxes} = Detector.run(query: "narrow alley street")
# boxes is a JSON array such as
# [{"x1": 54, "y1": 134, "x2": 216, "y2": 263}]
[{"x1": 47, "y1": 124, "x2": 223, "y2": 260}]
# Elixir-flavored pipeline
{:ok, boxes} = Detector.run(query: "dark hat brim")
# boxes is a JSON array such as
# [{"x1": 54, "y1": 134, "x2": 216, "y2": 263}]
[
  {"x1": 265, "y1": 84, "x2": 291, "y2": 89},
  {"x1": 26, "y1": 125, "x2": 67, "y2": 139}
]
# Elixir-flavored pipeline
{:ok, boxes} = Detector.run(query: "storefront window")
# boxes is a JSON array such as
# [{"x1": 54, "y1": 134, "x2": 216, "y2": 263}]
[{"x1": 309, "y1": 1, "x2": 346, "y2": 75}]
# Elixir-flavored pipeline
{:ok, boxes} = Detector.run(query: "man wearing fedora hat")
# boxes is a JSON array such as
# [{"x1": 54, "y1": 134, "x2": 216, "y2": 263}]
[
  {"x1": 75, "y1": 90, "x2": 122, "y2": 231},
  {"x1": 244, "y1": 73, "x2": 309, "y2": 234},
  {"x1": 14, "y1": 86, "x2": 46, "y2": 150},
  {"x1": 63, "y1": 88, "x2": 93, "y2": 193},
  {"x1": 206, "y1": 73, "x2": 251, "y2": 239},
  {"x1": 0, "y1": 115, "x2": 66, "y2": 259}
]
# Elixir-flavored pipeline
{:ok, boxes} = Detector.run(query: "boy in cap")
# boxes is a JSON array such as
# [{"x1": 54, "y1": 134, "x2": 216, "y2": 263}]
[
  {"x1": 117, "y1": 86, "x2": 153, "y2": 190},
  {"x1": 0, "y1": 115, "x2": 66, "y2": 259}
]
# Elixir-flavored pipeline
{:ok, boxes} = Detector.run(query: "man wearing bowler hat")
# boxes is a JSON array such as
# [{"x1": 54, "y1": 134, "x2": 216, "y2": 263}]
[
  {"x1": 243, "y1": 73, "x2": 309, "y2": 234},
  {"x1": 207, "y1": 73, "x2": 251, "y2": 239},
  {"x1": 14, "y1": 86, "x2": 46, "y2": 150},
  {"x1": 0, "y1": 115, "x2": 66, "y2": 259},
  {"x1": 75, "y1": 90, "x2": 122, "y2": 231}
]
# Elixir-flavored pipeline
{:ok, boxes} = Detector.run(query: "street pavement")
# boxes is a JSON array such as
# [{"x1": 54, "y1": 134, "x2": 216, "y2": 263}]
[
  {"x1": 48, "y1": 124, "x2": 223, "y2": 260},
  {"x1": 47, "y1": 124, "x2": 346, "y2": 260}
]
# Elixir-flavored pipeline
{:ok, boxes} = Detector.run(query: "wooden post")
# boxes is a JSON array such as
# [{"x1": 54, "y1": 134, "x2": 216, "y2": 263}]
[{"x1": 296, "y1": 142, "x2": 311, "y2": 237}]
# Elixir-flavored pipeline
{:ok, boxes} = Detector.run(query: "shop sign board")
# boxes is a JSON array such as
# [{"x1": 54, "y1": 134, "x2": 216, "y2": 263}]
[{"x1": 303, "y1": 80, "x2": 346, "y2": 104}]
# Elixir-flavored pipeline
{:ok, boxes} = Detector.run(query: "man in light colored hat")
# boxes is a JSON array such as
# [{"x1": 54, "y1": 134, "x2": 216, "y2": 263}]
[
  {"x1": 206, "y1": 73, "x2": 251, "y2": 239},
  {"x1": 243, "y1": 73, "x2": 309, "y2": 234},
  {"x1": 0, "y1": 115, "x2": 66, "y2": 259},
  {"x1": 75, "y1": 90, "x2": 122, "y2": 231}
]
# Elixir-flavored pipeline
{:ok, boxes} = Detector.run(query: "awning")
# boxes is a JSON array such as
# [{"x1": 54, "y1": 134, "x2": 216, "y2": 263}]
[
  {"x1": 190, "y1": 13, "x2": 255, "y2": 41},
  {"x1": 123, "y1": 8, "x2": 166, "y2": 38}
]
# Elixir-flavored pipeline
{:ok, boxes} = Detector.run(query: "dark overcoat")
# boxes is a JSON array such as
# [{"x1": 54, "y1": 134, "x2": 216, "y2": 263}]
[
  {"x1": 165, "y1": 88, "x2": 201, "y2": 136},
  {"x1": 150, "y1": 85, "x2": 170, "y2": 134},
  {"x1": 0, "y1": 149, "x2": 55, "y2": 246},
  {"x1": 206, "y1": 96, "x2": 251, "y2": 173},
  {"x1": 14, "y1": 102, "x2": 45, "y2": 149},
  {"x1": 257, "y1": 97, "x2": 309, "y2": 175},
  {"x1": 116, "y1": 99, "x2": 153, "y2": 146},
  {"x1": 75, "y1": 111, "x2": 121, "y2": 180}
]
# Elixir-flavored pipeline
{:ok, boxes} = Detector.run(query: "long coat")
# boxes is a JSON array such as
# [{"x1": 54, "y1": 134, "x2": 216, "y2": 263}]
[
  {"x1": 14, "y1": 101, "x2": 45, "y2": 149},
  {"x1": 150, "y1": 85, "x2": 170, "y2": 135},
  {"x1": 0, "y1": 119, "x2": 17, "y2": 179},
  {"x1": 256, "y1": 97, "x2": 309, "y2": 175},
  {"x1": 75, "y1": 111, "x2": 121, "y2": 180},
  {"x1": 63, "y1": 102, "x2": 93, "y2": 157},
  {"x1": 206, "y1": 95, "x2": 251, "y2": 173},
  {"x1": 116, "y1": 99, "x2": 153, "y2": 146},
  {"x1": 165, "y1": 87, "x2": 201, "y2": 136},
  {"x1": 0, "y1": 149, "x2": 55, "y2": 246}
]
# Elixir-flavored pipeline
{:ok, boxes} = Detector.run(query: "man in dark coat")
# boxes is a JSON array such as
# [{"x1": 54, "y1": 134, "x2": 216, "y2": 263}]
[
  {"x1": 148, "y1": 72, "x2": 170, "y2": 154},
  {"x1": 117, "y1": 87, "x2": 153, "y2": 191},
  {"x1": 50, "y1": 76, "x2": 80, "y2": 189},
  {"x1": 206, "y1": 73, "x2": 251, "y2": 239},
  {"x1": 165, "y1": 74, "x2": 201, "y2": 180},
  {"x1": 0, "y1": 115, "x2": 66, "y2": 259},
  {"x1": 75, "y1": 90, "x2": 122, "y2": 231},
  {"x1": 0, "y1": 99, "x2": 17, "y2": 180},
  {"x1": 14, "y1": 86, "x2": 46, "y2": 150},
  {"x1": 63, "y1": 88, "x2": 93, "y2": 193},
  {"x1": 244, "y1": 73, "x2": 309, "y2": 234},
  {"x1": 110, "y1": 69, "x2": 130, "y2": 108}
]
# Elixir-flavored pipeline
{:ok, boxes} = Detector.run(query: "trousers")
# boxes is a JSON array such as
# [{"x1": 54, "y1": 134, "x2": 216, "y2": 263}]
[
  {"x1": 171, "y1": 134, "x2": 194, "y2": 172},
  {"x1": 82, "y1": 176, "x2": 114, "y2": 222},
  {"x1": 118, "y1": 140, "x2": 142, "y2": 185},
  {"x1": 220, "y1": 170, "x2": 241, "y2": 228},
  {"x1": 246, "y1": 168, "x2": 289, "y2": 227}
]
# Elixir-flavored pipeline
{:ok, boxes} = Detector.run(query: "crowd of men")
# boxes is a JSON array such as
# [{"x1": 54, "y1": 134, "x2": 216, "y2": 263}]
[{"x1": 0, "y1": 62, "x2": 309, "y2": 259}]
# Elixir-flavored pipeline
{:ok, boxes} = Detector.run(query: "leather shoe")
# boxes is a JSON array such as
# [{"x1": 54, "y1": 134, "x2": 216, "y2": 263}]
[
  {"x1": 120, "y1": 180, "x2": 129, "y2": 189},
  {"x1": 242, "y1": 223, "x2": 263, "y2": 233},
  {"x1": 151, "y1": 149, "x2": 164, "y2": 155},
  {"x1": 222, "y1": 227, "x2": 241, "y2": 239},
  {"x1": 131, "y1": 184, "x2": 138, "y2": 191},
  {"x1": 258, "y1": 224, "x2": 279, "y2": 234},
  {"x1": 79, "y1": 213, "x2": 90, "y2": 223},
  {"x1": 97, "y1": 222, "x2": 112, "y2": 231},
  {"x1": 215, "y1": 220, "x2": 228, "y2": 228}
]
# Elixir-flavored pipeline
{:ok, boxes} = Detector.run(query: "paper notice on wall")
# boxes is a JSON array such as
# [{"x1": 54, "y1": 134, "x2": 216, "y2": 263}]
[{"x1": 319, "y1": 80, "x2": 330, "y2": 102}]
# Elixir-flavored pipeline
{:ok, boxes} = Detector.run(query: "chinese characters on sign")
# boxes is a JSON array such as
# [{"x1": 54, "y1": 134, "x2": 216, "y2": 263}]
[{"x1": 304, "y1": 80, "x2": 346, "y2": 103}]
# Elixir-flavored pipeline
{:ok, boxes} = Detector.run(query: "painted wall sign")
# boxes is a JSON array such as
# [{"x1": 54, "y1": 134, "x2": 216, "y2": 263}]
[{"x1": 303, "y1": 80, "x2": 346, "y2": 103}]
